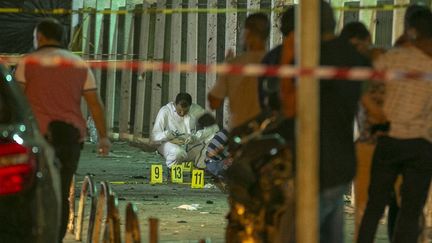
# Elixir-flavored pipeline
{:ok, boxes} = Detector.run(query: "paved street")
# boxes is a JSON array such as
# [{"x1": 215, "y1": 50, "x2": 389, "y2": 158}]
[{"x1": 64, "y1": 142, "x2": 389, "y2": 243}]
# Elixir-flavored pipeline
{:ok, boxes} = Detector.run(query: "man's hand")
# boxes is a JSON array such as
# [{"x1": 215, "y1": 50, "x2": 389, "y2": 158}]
[
  {"x1": 98, "y1": 137, "x2": 111, "y2": 156},
  {"x1": 184, "y1": 135, "x2": 197, "y2": 145},
  {"x1": 167, "y1": 130, "x2": 184, "y2": 140}
]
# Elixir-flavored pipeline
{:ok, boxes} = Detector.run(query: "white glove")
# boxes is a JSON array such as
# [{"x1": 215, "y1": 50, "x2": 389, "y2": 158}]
[
  {"x1": 166, "y1": 130, "x2": 183, "y2": 140},
  {"x1": 184, "y1": 135, "x2": 197, "y2": 145}
]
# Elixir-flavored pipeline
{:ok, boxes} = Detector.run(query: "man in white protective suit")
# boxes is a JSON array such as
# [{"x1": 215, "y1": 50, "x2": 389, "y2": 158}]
[{"x1": 151, "y1": 92, "x2": 219, "y2": 168}]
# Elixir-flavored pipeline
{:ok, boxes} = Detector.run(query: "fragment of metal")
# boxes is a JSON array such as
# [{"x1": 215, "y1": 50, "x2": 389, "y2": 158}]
[
  {"x1": 92, "y1": 181, "x2": 121, "y2": 243},
  {"x1": 75, "y1": 174, "x2": 98, "y2": 242},
  {"x1": 149, "y1": 218, "x2": 159, "y2": 243},
  {"x1": 420, "y1": 183, "x2": 432, "y2": 243},
  {"x1": 67, "y1": 175, "x2": 76, "y2": 234},
  {"x1": 125, "y1": 203, "x2": 142, "y2": 243},
  {"x1": 106, "y1": 194, "x2": 121, "y2": 243}
]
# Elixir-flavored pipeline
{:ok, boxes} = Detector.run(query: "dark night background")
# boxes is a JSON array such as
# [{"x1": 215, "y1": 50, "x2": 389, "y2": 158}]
[{"x1": 0, "y1": 0, "x2": 71, "y2": 53}]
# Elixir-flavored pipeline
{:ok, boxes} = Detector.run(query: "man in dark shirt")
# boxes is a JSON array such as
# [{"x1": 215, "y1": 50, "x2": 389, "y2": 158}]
[{"x1": 259, "y1": 2, "x2": 369, "y2": 242}]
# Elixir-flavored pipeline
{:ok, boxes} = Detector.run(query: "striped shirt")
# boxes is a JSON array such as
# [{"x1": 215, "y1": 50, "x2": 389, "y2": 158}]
[
  {"x1": 374, "y1": 45, "x2": 432, "y2": 142},
  {"x1": 206, "y1": 129, "x2": 229, "y2": 162}
]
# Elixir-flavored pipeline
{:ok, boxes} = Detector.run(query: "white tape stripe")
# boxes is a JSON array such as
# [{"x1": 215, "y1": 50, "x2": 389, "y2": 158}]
[{"x1": 2, "y1": 56, "x2": 432, "y2": 81}]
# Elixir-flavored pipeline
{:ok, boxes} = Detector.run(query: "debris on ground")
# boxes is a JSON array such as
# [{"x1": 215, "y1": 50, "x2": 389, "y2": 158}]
[
  {"x1": 175, "y1": 204, "x2": 201, "y2": 211},
  {"x1": 98, "y1": 152, "x2": 132, "y2": 158},
  {"x1": 204, "y1": 184, "x2": 216, "y2": 189}
]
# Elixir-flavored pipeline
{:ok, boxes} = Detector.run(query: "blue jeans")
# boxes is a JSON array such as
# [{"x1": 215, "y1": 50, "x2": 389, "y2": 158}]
[
  {"x1": 320, "y1": 184, "x2": 347, "y2": 243},
  {"x1": 205, "y1": 159, "x2": 226, "y2": 179}
]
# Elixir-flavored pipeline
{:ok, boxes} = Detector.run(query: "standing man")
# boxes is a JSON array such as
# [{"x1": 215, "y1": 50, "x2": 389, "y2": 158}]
[
  {"x1": 260, "y1": 3, "x2": 369, "y2": 241},
  {"x1": 14, "y1": 18, "x2": 111, "y2": 242},
  {"x1": 152, "y1": 92, "x2": 218, "y2": 169},
  {"x1": 208, "y1": 13, "x2": 270, "y2": 130},
  {"x1": 357, "y1": 9, "x2": 432, "y2": 243}
]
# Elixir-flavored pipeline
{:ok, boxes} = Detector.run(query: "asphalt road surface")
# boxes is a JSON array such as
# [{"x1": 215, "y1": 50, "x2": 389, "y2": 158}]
[{"x1": 63, "y1": 142, "x2": 389, "y2": 243}]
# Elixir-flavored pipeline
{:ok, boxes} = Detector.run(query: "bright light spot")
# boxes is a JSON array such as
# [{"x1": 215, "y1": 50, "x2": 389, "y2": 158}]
[
  {"x1": 12, "y1": 134, "x2": 24, "y2": 144},
  {"x1": 5, "y1": 74, "x2": 12, "y2": 82},
  {"x1": 32, "y1": 147, "x2": 39, "y2": 153},
  {"x1": 234, "y1": 136, "x2": 241, "y2": 144},
  {"x1": 270, "y1": 148, "x2": 278, "y2": 155},
  {"x1": 19, "y1": 125, "x2": 26, "y2": 132}
]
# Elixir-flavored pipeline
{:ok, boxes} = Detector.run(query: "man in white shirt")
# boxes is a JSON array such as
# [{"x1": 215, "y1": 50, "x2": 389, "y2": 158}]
[{"x1": 152, "y1": 92, "x2": 218, "y2": 168}]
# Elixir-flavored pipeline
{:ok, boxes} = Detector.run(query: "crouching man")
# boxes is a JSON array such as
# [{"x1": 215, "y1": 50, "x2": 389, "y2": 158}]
[{"x1": 151, "y1": 92, "x2": 218, "y2": 168}]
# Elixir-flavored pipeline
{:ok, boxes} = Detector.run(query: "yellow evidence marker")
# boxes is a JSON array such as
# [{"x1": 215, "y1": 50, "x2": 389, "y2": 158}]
[
  {"x1": 150, "y1": 164, "x2": 163, "y2": 184},
  {"x1": 183, "y1": 161, "x2": 193, "y2": 172},
  {"x1": 171, "y1": 164, "x2": 184, "y2": 183},
  {"x1": 191, "y1": 169, "x2": 205, "y2": 189}
]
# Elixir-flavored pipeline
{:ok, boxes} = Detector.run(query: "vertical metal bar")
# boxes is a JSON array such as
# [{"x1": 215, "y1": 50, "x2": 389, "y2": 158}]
[
  {"x1": 148, "y1": 0, "x2": 167, "y2": 136},
  {"x1": 215, "y1": 0, "x2": 226, "y2": 127},
  {"x1": 133, "y1": 2, "x2": 150, "y2": 139},
  {"x1": 125, "y1": 203, "x2": 142, "y2": 243},
  {"x1": 149, "y1": 218, "x2": 159, "y2": 243},
  {"x1": 392, "y1": 0, "x2": 409, "y2": 43},
  {"x1": 197, "y1": 0, "x2": 208, "y2": 107},
  {"x1": 67, "y1": 175, "x2": 76, "y2": 234},
  {"x1": 119, "y1": 0, "x2": 134, "y2": 139},
  {"x1": 186, "y1": 0, "x2": 198, "y2": 102},
  {"x1": 206, "y1": 0, "x2": 218, "y2": 110},
  {"x1": 169, "y1": 1, "x2": 182, "y2": 103}
]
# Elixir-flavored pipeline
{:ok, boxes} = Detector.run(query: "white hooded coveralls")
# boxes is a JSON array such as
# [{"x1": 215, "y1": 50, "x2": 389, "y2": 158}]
[{"x1": 151, "y1": 102, "x2": 218, "y2": 168}]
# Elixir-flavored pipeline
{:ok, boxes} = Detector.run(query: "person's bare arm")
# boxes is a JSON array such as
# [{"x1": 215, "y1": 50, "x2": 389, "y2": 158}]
[
  {"x1": 208, "y1": 93, "x2": 223, "y2": 110},
  {"x1": 361, "y1": 93, "x2": 387, "y2": 124},
  {"x1": 14, "y1": 61, "x2": 27, "y2": 91},
  {"x1": 83, "y1": 90, "x2": 111, "y2": 155}
]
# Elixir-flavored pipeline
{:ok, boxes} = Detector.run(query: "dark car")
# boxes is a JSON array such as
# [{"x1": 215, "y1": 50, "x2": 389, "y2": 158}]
[{"x1": 0, "y1": 64, "x2": 60, "y2": 243}]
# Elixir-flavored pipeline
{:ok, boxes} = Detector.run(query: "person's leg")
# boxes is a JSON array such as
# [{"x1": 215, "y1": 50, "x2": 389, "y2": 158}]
[
  {"x1": 392, "y1": 140, "x2": 432, "y2": 243},
  {"x1": 354, "y1": 142, "x2": 375, "y2": 239},
  {"x1": 319, "y1": 184, "x2": 347, "y2": 243},
  {"x1": 157, "y1": 142, "x2": 187, "y2": 168},
  {"x1": 46, "y1": 121, "x2": 82, "y2": 242},
  {"x1": 205, "y1": 159, "x2": 226, "y2": 178},
  {"x1": 386, "y1": 191, "x2": 399, "y2": 240},
  {"x1": 186, "y1": 142, "x2": 207, "y2": 169},
  {"x1": 55, "y1": 145, "x2": 81, "y2": 242},
  {"x1": 357, "y1": 138, "x2": 400, "y2": 243}
]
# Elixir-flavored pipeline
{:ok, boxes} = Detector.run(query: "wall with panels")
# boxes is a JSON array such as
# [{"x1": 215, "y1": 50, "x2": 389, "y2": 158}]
[
  {"x1": 76, "y1": 0, "x2": 287, "y2": 139},
  {"x1": 74, "y1": 0, "x2": 430, "y2": 140}
]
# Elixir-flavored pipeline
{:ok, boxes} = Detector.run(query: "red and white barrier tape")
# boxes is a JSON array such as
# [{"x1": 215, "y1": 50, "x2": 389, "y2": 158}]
[{"x1": 1, "y1": 55, "x2": 432, "y2": 81}]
